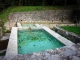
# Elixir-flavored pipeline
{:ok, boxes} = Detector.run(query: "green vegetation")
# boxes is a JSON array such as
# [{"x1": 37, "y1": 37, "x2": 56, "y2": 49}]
[
  {"x1": 60, "y1": 26, "x2": 80, "y2": 36},
  {"x1": 5, "y1": 6, "x2": 63, "y2": 12}
]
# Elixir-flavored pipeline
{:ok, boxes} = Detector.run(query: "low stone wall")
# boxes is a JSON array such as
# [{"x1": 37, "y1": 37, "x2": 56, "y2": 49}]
[
  {"x1": 9, "y1": 10, "x2": 72, "y2": 22},
  {"x1": 54, "y1": 26, "x2": 80, "y2": 43}
]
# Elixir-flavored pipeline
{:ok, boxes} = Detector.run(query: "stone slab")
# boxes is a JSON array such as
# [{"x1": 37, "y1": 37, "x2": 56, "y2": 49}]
[
  {"x1": 42, "y1": 26, "x2": 74, "y2": 46},
  {"x1": 5, "y1": 27, "x2": 17, "y2": 59}
]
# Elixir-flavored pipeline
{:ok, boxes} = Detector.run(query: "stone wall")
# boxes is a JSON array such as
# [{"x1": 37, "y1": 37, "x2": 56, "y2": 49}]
[
  {"x1": 9, "y1": 10, "x2": 72, "y2": 22},
  {"x1": 54, "y1": 26, "x2": 80, "y2": 43}
]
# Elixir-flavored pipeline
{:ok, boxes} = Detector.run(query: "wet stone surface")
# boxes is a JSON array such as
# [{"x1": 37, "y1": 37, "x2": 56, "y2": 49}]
[{"x1": 0, "y1": 43, "x2": 80, "y2": 60}]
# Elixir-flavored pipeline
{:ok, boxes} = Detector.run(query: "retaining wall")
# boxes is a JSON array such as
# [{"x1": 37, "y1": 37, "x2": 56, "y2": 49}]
[
  {"x1": 9, "y1": 10, "x2": 72, "y2": 22},
  {"x1": 54, "y1": 26, "x2": 80, "y2": 43}
]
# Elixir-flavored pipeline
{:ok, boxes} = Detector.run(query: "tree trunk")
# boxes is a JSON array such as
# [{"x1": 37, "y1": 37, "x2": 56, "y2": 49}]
[
  {"x1": 25, "y1": 0, "x2": 26, "y2": 6},
  {"x1": 42, "y1": 0, "x2": 45, "y2": 6},
  {"x1": 65, "y1": 0, "x2": 67, "y2": 6},
  {"x1": 19, "y1": 0, "x2": 21, "y2": 6}
]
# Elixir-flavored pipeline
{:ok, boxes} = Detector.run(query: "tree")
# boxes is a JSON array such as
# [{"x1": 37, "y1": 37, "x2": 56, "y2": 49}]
[
  {"x1": 0, "y1": 0, "x2": 6, "y2": 13},
  {"x1": 42, "y1": 0, "x2": 45, "y2": 6},
  {"x1": 64, "y1": 0, "x2": 67, "y2": 6},
  {"x1": 77, "y1": 0, "x2": 80, "y2": 9}
]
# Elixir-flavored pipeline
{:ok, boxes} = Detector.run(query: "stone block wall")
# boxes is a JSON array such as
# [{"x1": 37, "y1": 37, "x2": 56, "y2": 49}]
[
  {"x1": 54, "y1": 26, "x2": 80, "y2": 43},
  {"x1": 9, "y1": 10, "x2": 72, "y2": 22}
]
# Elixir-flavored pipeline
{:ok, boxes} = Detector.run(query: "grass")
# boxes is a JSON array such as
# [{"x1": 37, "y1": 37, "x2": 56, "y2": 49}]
[
  {"x1": 2, "y1": 6, "x2": 65, "y2": 12},
  {"x1": 60, "y1": 26, "x2": 80, "y2": 36}
]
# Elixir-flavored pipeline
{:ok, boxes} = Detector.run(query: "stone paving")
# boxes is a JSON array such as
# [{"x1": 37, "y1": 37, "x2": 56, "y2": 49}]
[
  {"x1": 5, "y1": 27, "x2": 17, "y2": 60},
  {"x1": 0, "y1": 43, "x2": 80, "y2": 60}
]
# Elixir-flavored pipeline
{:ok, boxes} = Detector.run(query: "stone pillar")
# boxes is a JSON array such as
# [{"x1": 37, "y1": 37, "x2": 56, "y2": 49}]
[{"x1": 0, "y1": 27, "x2": 2, "y2": 38}]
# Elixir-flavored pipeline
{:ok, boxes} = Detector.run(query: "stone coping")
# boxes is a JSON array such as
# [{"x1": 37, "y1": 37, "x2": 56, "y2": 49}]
[
  {"x1": 5, "y1": 27, "x2": 17, "y2": 59},
  {"x1": 17, "y1": 23, "x2": 22, "y2": 27},
  {"x1": 42, "y1": 26, "x2": 74, "y2": 46},
  {"x1": 5, "y1": 26, "x2": 74, "y2": 60}
]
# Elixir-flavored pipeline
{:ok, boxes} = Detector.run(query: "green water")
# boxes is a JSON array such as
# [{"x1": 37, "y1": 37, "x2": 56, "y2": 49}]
[
  {"x1": 22, "y1": 24, "x2": 35, "y2": 27},
  {"x1": 18, "y1": 29, "x2": 65, "y2": 54}
]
